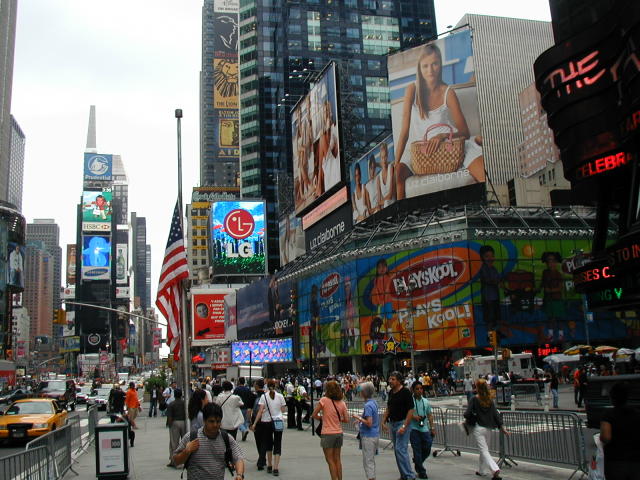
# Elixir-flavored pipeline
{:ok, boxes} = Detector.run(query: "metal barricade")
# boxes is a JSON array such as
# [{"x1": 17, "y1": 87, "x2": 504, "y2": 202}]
[
  {"x1": 500, "y1": 410, "x2": 587, "y2": 479},
  {"x1": 511, "y1": 383, "x2": 542, "y2": 406},
  {"x1": 432, "y1": 407, "x2": 501, "y2": 457},
  {"x1": 0, "y1": 446, "x2": 50, "y2": 480},
  {"x1": 25, "y1": 418, "x2": 77, "y2": 479}
]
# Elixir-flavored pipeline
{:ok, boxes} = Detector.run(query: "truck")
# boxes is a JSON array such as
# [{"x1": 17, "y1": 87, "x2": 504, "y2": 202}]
[
  {"x1": 223, "y1": 364, "x2": 266, "y2": 383},
  {"x1": 463, "y1": 352, "x2": 538, "y2": 381}
]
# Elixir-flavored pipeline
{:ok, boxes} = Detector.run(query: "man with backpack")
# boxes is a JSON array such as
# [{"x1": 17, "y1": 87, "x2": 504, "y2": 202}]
[{"x1": 173, "y1": 402, "x2": 245, "y2": 480}]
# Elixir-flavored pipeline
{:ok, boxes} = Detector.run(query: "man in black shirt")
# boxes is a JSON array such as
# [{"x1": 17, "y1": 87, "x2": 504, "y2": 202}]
[
  {"x1": 166, "y1": 388, "x2": 187, "y2": 468},
  {"x1": 382, "y1": 371, "x2": 415, "y2": 480},
  {"x1": 108, "y1": 384, "x2": 126, "y2": 423},
  {"x1": 233, "y1": 377, "x2": 253, "y2": 441}
]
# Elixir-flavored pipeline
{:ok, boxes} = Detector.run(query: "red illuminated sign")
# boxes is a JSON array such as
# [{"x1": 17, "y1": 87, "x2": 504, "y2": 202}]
[
  {"x1": 224, "y1": 209, "x2": 255, "y2": 240},
  {"x1": 537, "y1": 344, "x2": 560, "y2": 357},
  {"x1": 574, "y1": 151, "x2": 631, "y2": 179},
  {"x1": 542, "y1": 50, "x2": 606, "y2": 99},
  {"x1": 574, "y1": 265, "x2": 615, "y2": 287}
]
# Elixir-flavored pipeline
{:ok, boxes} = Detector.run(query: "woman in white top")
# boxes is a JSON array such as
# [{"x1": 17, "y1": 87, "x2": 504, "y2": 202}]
[
  {"x1": 214, "y1": 380, "x2": 245, "y2": 439},
  {"x1": 394, "y1": 43, "x2": 485, "y2": 200},
  {"x1": 365, "y1": 155, "x2": 381, "y2": 214},
  {"x1": 352, "y1": 164, "x2": 370, "y2": 223},
  {"x1": 377, "y1": 142, "x2": 395, "y2": 208},
  {"x1": 251, "y1": 378, "x2": 287, "y2": 476},
  {"x1": 318, "y1": 100, "x2": 340, "y2": 195}
]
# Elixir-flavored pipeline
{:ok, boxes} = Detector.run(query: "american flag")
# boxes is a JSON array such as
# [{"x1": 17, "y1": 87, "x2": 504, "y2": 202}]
[{"x1": 156, "y1": 199, "x2": 189, "y2": 360}]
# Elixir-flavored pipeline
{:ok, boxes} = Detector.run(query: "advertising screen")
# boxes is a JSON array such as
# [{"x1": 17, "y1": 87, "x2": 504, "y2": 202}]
[
  {"x1": 83, "y1": 153, "x2": 112, "y2": 181},
  {"x1": 81, "y1": 235, "x2": 111, "y2": 281},
  {"x1": 191, "y1": 289, "x2": 233, "y2": 346},
  {"x1": 292, "y1": 62, "x2": 342, "y2": 214},
  {"x1": 66, "y1": 244, "x2": 77, "y2": 285},
  {"x1": 82, "y1": 189, "x2": 113, "y2": 232},
  {"x1": 7, "y1": 242, "x2": 24, "y2": 289},
  {"x1": 388, "y1": 30, "x2": 485, "y2": 202},
  {"x1": 350, "y1": 135, "x2": 395, "y2": 224},
  {"x1": 210, "y1": 200, "x2": 266, "y2": 275},
  {"x1": 115, "y1": 244, "x2": 127, "y2": 284},
  {"x1": 232, "y1": 338, "x2": 293, "y2": 364},
  {"x1": 279, "y1": 212, "x2": 305, "y2": 267}
]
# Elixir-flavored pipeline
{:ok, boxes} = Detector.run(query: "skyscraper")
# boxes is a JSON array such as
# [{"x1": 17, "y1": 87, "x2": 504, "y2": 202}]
[
  {"x1": 26, "y1": 220, "x2": 62, "y2": 311},
  {"x1": 23, "y1": 242, "x2": 53, "y2": 341},
  {"x1": 8, "y1": 115, "x2": 24, "y2": 210},
  {"x1": 208, "y1": 0, "x2": 437, "y2": 270},
  {"x1": 130, "y1": 213, "x2": 150, "y2": 309},
  {"x1": 0, "y1": 0, "x2": 17, "y2": 204}
]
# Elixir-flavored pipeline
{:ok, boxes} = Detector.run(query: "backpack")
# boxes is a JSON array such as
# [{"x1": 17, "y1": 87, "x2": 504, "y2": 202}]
[{"x1": 182, "y1": 429, "x2": 235, "y2": 477}]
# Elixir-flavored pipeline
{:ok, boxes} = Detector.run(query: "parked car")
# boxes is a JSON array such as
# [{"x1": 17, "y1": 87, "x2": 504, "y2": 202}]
[
  {"x1": 76, "y1": 385, "x2": 92, "y2": 405},
  {"x1": 0, "y1": 388, "x2": 30, "y2": 404},
  {"x1": 36, "y1": 379, "x2": 76, "y2": 411},
  {"x1": 87, "y1": 387, "x2": 111, "y2": 411},
  {"x1": 0, "y1": 398, "x2": 68, "y2": 442}
]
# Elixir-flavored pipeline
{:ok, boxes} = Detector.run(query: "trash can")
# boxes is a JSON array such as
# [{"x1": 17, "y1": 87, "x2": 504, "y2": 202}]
[
  {"x1": 496, "y1": 383, "x2": 512, "y2": 406},
  {"x1": 95, "y1": 423, "x2": 129, "y2": 479}
]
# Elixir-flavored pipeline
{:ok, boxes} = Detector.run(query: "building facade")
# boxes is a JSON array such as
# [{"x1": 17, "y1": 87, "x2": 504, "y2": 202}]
[
  {"x1": 0, "y1": 0, "x2": 17, "y2": 204},
  {"x1": 24, "y1": 243, "x2": 53, "y2": 341},
  {"x1": 8, "y1": 115, "x2": 24, "y2": 211},
  {"x1": 26, "y1": 220, "x2": 62, "y2": 311},
  {"x1": 130, "y1": 213, "x2": 150, "y2": 310}
]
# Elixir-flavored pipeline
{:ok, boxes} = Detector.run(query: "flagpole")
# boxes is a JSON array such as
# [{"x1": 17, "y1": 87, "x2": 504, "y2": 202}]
[{"x1": 175, "y1": 108, "x2": 191, "y2": 429}]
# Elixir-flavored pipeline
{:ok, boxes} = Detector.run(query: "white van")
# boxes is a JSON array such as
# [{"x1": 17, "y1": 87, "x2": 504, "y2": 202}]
[{"x1": 463, "y1": 353, "x2": 537, "y2": 380}]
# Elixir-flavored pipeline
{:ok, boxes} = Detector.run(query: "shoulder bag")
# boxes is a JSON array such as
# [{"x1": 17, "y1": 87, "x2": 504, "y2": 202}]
[
  {"x1": 464, "y1": 396, "x2": 478, "y2": 426},
  {"x1": 264, "y1": 393, "x2": 284, "y2": 432},
  {"x1": 315, "y1": 398, "x2": 340, "y2": 436}
]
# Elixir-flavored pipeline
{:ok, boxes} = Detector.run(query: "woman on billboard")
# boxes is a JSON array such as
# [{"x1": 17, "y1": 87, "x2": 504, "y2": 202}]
[
  {"x1": 378, "y1": 142, "x2": 396, "y2": 208},
  {"x1": 317, "y1": 100, "x2": 340, "y2": 196},
  {"x1": 394, "y1": 43, "x2": 485, "y2": 200},
  {"x1": 352, "y1": 163, "x2": 371, "y2": 223}
]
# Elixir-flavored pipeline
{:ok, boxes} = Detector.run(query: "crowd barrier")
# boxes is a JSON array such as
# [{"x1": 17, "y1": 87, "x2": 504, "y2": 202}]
[
  {"x1": 510, "y1": 383, "x2": 543, "y2": 407},
  {"x1": 0, "y1": 446, "x2": 49, "y2": 480}
]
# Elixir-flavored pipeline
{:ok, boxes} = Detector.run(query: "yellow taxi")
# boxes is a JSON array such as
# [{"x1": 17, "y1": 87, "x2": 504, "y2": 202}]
[{"x1": 0, "y1": 398, "x2": 68, "y2": 441}]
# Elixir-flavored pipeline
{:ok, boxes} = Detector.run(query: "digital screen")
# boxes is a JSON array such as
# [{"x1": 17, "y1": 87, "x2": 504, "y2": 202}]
[
  {"x1": 292, "y1": 62, "x2": 342, "y2": 214},
  {"x1": 279, "y1": 212, "x2": 305, "y2": 267},
  {"x1": 82, "y1": 189, "x2": 113, "y2": 232},
  {"x1": 81, "y1": 235, "x2": 111, "y2": 281},
  {"x1": 232, "y1": 338, "x2": 293, "y2": 364},
  {"x1": 191, "y1": 289, "x2": 233, "y2": 345},
  {"x1": 7, "y1": 242, "x2": 25, "y2": 289},
  {"x1": 66, "y1": 244, "x2": 77, "y2": 285},
  {"x1": 210, "y1": 200, "x2": 266, "y2": 275},
  {"x1": 388, "y1": 30, "x2": 485, "y2": 202}
]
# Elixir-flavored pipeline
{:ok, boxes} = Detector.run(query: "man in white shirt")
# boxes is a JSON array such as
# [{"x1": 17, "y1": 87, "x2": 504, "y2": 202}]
[
  {"x1": 463, "y1": 374, "x2": 475, "y2": 404},
  {"x1": 162, "y1": 381, "x2": 176, "y2": 417}
]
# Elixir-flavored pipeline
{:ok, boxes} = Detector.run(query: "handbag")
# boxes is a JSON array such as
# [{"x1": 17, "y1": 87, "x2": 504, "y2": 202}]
[
  {"x1": 410, "y1": 123, "x2": 465, "y2": 175},
  {"x1": 464, "y1": 396, "x2": 478, "y2": 427},
  {"x1": 315, "y1": 399, "x2": 340, "y2": 436},
  {"x1": 263, "y1": 393, "x2": 284, "y2": 432}
]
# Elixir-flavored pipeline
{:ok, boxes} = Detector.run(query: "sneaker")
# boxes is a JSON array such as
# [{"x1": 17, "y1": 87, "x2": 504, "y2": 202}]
[{"x1": 273, "y1": 469, "x2": 279, "y2": 476}]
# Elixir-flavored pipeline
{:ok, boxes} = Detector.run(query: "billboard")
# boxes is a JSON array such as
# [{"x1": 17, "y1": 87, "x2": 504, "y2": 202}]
[
  {"x1": 81, "y1": 235, "x2": 111, "y2": 281},
  {"x1": 152, "y1": 328, "x2": 162, "y2": 350},
  {"x1": 279, "y1": 212, "x2": 305, "y2": 267},
  {"x1": 292, "y1": 62, "x2": 342, "y2": 214},
  {"x1": 82, "y1": 188, "x2": 113, "y2": 232},
  {"x1": 350, "y1": 135, "x2": 396, "y2": 224},
  {"x1": 388, "y1": 30, "x2": 485, "y2": 202},
  {"x1": 83, "y1": 153, "x2": 113, "y2": 181},
  {"x1": 191, "y1": 289, "x2": 233, "y2": 346},
  {"x1": 115, "y1": 244, "x2": 127, "y2": 284},
  {"x1": 302, "y1": 185, "x2": 348, "y2": 230},
  {"x1": 232, "y1": 338, "x2": 294, "y2": 364},
  {"x1": 115, "y1": 286, "x2": 130, "y2": 299},
  {"x1": 61, "y1": 336, "x2": 81, "y2": 353},
  {"x1": 304, "y1": 202, "x2": 352, "y2": 253},
  {"x1": 66, "y1": 244, "x2": 77, "y2": 285},
  {"x1": 7, "y1": 243, "x2": 24, "y2": 289},
  {"x1": 210, "y1": 200, "x2": 266, "y2": 275}
]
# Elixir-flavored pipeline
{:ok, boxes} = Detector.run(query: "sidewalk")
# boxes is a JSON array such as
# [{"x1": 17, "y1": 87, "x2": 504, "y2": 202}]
[{"x1": 69, "y1": 402, "x2": 577, "y2": 480}]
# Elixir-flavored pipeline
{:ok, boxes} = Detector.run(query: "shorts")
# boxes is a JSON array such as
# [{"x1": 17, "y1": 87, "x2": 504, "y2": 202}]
[{"x1": 320, "y1": 433, "x2": 343, "y2": 449}]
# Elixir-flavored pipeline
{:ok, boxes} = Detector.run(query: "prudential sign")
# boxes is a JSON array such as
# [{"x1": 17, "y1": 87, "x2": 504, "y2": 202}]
[{"x1": 84, "y1": 153, "x2": 113, "y2": 181}]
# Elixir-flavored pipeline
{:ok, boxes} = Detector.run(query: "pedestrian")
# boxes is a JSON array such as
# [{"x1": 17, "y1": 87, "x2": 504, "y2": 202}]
[
  {"x1": 125, "y1": 382, "x2": 140, "y2": 429},
  {"x1": 379, "y1": 378, "x2": 388, "y2": 401},
  {"x1": 166, "y1": 388, "x2": 186, "y2": 469},
  {"x1": 463, "y1": 373, "x2": 475, "y2": 405},
  {"x1": 381, "y1": 371, "x2": 415, "y2": 480},
  {"x1": 172, "y1": 402, "x2": 246, "y2": 480},
  {"x1": 294, "y1": 380, "x2": 311, "y2": 430},
  {"x1": 351, "y1": 381, "x2": 379, "y2": 480},
  {"x1": 577, "y1": 367, "x2": 588, "y2": 408},
  {"x1": 251, "y1": 379, "x2": 267, "y2": 470},
  {"x1": 315, "y1": 377, "x2": 323, "y2": 397},
  {"x1": 215, "y1": 381, "x2": 245, "y2": 439},
  {"x1": 573, "y1": 368, "x2": 580, "y2": 405},
  {"x1": 251, "y1": 378, "x2": 287, "y2": 476},
  {"x1": 188, "y1": 389, "x2": 208, "y2": 433},
  {"x1": 285, "y1": 378, "x2": 296, "y2": 429},
  {"x1": 599, "y1": 382, "x2": 640, "y2": 480},
  {"x1": 233, "y1": 377, "x2": 253, "y2": 441},
  {"x1": 549, "y1": 371, "x2": 559, "y2": 409},
  {"x1": 149, "y1": 385, "x2": 161, "y2": 418},
  {"x1": 162, "y1": 381, "x2": 176, "y2": 417},
  {"x1": 312, "y1": 379, "x2": 349, "y2": 480},
  {"x1": 464, "y1": 378, "x2": 508, "y2": 479},
  {"x1": 409, "y1": 381, "x2": 434, "y2": 479},
  {"x1": 108, "y1": 384, "x2": 125, "y2": 423}
]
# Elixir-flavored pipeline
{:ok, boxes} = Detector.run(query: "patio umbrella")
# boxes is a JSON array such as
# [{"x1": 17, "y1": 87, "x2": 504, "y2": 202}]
[
  {"x1": 615, "y1": 348, "x2": 636, "y2": 357},
  {"x1": 564, "y1": 345, "x2": 593, "y2": 355},
  {"x1": 595, "y1": 345, "x2": 618, "y2": 354},
  {"x1": 454, "y1": 358, "x2": 465, "y2": 366}
]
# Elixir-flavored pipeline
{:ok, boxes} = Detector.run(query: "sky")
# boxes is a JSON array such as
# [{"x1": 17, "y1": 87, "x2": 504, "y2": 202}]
[{"x1": 11, "y1": 0, "x2": 551, "y2": 345}]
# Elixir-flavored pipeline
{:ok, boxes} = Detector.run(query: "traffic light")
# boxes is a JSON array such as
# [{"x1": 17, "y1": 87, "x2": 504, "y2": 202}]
[
  {"x1": 488, "y1": 330, "x2": 498, "y2": 348},
  {"x1": 53, "y1": 309, "x2": 67, "y2": 325}
]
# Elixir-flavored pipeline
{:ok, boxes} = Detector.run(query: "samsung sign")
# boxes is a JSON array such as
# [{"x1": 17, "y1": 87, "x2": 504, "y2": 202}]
[{"x1": 305, "y1": 203, "x2": 352, "y2": 252}]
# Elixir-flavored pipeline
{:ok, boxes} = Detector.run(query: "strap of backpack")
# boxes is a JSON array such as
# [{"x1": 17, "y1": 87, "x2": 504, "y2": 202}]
[
  {"x1": 221, "y1": 431, "x2": 235, "y2": 476},
  {"x1": 181, "y1": 429, "x2": 199, "y2": 476}
]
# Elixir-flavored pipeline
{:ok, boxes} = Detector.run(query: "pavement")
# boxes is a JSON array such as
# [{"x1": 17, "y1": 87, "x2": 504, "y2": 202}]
[{"x1": 68, "y1": 400, "x2": 580, "y2": 480}]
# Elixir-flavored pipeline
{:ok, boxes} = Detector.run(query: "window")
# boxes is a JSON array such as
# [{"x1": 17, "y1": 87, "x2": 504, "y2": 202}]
[
  {"x1": 350, "y1": 75, "x2": 362, "y2": 86},
  {"x1": 346, "y1": 28, "x2": 360, "y2": 39},
  {"x1": 367, "y1": 60, "x2": 381, "y2": 71}
]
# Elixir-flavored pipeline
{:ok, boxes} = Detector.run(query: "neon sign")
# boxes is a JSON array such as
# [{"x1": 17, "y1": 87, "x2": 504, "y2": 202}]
[
  {"x1": 574, "y1": 265, "x2": 615, "y2": 287},
  {"x1": 574, "y1": 151, "x2": 631, "y2": 179},
  {"x1": 537, "y1": 344, "x2": 560, "y2": 357},
  {"x1": 542, "y1": 50, "x2": 606, "y2": 99}
]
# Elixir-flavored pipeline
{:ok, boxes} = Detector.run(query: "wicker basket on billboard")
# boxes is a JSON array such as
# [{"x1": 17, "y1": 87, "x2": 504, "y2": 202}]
[{"x1": 410, "y1": 123, "x2": 465, "y2": 175}]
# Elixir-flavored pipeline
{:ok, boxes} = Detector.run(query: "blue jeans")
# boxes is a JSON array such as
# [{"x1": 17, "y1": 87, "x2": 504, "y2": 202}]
[
  {"x1": 391, "y1": 421, "x2": 415, "y2": 480},
  {"x1": 409, "y1": 430, "x2": 432, "y2": 477},
  {"x1": 551, "y1": 388, "x2": 559, "y2": 408},
  {"x1": 239, "y1": 408, "x2": 249, "y2": 432},
  {"x1": 466, "y1": 391, "x2": 474, "y2": 404}
]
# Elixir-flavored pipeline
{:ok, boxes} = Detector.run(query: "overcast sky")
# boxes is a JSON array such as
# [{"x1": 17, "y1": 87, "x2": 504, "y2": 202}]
[{"x1": 11, "y1": 0, "x2": 551, "y2": 344}]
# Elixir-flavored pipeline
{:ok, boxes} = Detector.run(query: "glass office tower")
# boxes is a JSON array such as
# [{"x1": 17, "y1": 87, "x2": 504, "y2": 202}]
[{"x1": 204, "y1": 0, "x2": 436, "y2": 271}]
